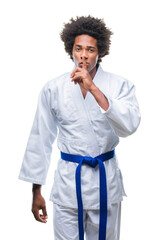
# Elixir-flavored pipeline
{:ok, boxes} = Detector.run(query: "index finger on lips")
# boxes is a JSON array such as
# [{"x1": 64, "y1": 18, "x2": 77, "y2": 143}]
[{"x1": 82, "y1": 58, "x2": 87, "y2": 69}]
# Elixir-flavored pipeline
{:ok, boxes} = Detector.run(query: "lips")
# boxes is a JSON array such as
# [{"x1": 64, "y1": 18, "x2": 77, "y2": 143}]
[{"x1": 79, "y1": 62, "x2": 89, "y2": 67}]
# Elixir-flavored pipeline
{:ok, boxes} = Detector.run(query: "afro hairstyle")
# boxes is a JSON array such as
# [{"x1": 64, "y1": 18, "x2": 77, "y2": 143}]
[{"x1": 60, "y1": 15, "x2": 113, "y2": 63}]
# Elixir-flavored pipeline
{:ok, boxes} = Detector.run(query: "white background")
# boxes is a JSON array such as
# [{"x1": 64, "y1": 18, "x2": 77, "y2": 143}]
[{"x1": 0, "y1": 0, "x2": 158, "y2": 239}]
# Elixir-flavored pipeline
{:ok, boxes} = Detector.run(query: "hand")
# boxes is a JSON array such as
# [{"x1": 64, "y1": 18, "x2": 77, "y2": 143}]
[
  {"x1": 32, "y1": 189, "x2": 48, "y2": 223},
  {"x1": 71, "y1": 59, "x2": 95, "y2": 91}
]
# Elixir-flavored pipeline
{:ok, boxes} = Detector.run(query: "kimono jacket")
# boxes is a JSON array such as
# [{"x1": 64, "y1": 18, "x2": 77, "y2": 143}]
[{"x1": 19, "y1": 65, "x2": 141, "y2": 210}]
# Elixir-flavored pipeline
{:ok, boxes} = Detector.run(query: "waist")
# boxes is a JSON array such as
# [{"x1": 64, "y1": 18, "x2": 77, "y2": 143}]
[{"x1": 60, "y1": 150, "x2": 115, "y2": 168}]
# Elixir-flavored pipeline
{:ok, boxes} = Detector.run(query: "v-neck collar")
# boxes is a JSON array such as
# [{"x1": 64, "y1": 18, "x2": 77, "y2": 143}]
[
  {"x1": 69, "y1": 64, "x2": 105, "y2": 115},
  {"x1": 69, "y1": 65, "x2": 104, "y2": 156}
]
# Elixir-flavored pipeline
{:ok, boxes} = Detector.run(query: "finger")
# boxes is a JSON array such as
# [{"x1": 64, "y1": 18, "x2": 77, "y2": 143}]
[
  {"x1": 71, "y1": 72, "x2": 83, "y2": 82},
  {"x1": 42, "y1": 205, "x2": 48, "y2": 218},
  {"x1": 40, "y1": 214, "x2": 48, "y2": 220},
  {"x1": 71, "y1": 67, "x2": 82, "y2": 78},
  {"x1": 33, "y1": 209, "x2": 47, "y2": 223},
  {"x1": 33, "y1": 209, "x2": 41, "y2": 221},
  {"x1": 82, "y1": 58, "x2": 87, "y2": 69},
  {"x1": 74, "y1": 80, "x2": 78, "y2": 85}
]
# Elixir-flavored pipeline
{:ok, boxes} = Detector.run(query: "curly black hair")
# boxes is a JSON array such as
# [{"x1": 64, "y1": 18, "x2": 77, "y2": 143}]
[{"x1": 60, "y1": 15, "x2": 113, "y2": 63}]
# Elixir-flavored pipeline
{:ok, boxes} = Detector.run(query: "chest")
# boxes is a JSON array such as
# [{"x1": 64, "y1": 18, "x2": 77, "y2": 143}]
[
  {"x1": 80, "y1": 87, "x2": 88, "y2": 99},
  {"x1": 52, "y1": 79, "x2": 107, "y2": 127}
]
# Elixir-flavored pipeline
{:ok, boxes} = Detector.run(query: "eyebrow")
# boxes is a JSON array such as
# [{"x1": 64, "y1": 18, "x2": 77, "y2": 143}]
[{"x1": 75, "y1": 44, "x2": 97, "y2": 49}]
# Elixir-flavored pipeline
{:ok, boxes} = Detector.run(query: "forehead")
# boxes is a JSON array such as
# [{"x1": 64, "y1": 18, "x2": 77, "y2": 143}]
[{"x1": 74, "y1": 34, "x2": 97, "y2": 47}]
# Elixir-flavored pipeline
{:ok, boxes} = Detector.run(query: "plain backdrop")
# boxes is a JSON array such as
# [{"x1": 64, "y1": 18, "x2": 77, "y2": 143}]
[{"x1": 0, "y1": 0, "x2": 159, "y2": 239}]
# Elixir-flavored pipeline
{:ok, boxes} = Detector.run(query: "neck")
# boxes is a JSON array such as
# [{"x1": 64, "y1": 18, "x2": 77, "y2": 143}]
[{"x1": 89, "y1": 64, "x2": 99, "y2": 80}]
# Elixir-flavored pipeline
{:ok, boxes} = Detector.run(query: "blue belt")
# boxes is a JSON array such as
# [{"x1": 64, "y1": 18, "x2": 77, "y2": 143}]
[{"x1": 61, "y1": 150, "x2": 115, "y2": 240}]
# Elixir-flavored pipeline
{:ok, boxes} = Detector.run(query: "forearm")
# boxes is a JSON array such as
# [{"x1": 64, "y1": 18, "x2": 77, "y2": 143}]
[{"x1": 89, "y1": 84, "x2": 109, "y2": 111}]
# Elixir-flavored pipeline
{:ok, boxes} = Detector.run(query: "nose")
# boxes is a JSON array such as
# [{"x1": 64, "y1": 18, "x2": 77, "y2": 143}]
[{"x1": 80, "y1": 49, "x2": 88, "y2": 60}]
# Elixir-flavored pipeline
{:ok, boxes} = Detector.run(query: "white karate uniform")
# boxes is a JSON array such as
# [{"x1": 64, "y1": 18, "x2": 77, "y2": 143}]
[
  {"x1": 19, "y1": 65, "x2": 140, "y2": 239},
  {"x1": 53, "y1": 202, "x2": 121, "y2": 240}
]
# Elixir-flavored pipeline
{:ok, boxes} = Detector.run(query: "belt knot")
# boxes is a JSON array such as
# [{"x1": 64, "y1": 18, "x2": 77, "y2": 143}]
[{"x1": 83, "y1": 156, "x2": 98, "y2": 168}]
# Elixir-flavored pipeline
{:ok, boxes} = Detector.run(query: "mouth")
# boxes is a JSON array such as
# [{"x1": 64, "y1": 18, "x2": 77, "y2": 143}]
[{"x1": 79, "y1": 62, "x2": 89, "y2": 68}]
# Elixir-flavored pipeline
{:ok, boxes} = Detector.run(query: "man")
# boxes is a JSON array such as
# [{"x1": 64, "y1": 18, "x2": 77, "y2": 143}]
[{"x1": 19, "y1": 16, "x2": 140, "y2": 240}]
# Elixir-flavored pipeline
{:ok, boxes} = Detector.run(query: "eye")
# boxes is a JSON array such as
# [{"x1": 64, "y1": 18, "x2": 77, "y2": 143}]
[
  {"x1": 88, "y1": 49, "x2": 95, "y2": 52},
  {"x1": 75, "y1": 47, "x2": 81, "y2": 51}
]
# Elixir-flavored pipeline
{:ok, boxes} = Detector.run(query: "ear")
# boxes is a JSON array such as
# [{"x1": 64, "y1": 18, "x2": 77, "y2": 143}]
[
  {"x1": 97, "y1": 55, "x2": 102, "y2": 63},
  {"x1": 98, "y1": 55, "x2": 102, "y2": 61}
]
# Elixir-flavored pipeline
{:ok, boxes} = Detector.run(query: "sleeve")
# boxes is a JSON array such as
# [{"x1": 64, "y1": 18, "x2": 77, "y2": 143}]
[
  {"x1": 19, "y1": 85, "x2": 58, "y2": 185},
  {"x1": 100, "y1": 80, "x2": 141, "y2": 137}
]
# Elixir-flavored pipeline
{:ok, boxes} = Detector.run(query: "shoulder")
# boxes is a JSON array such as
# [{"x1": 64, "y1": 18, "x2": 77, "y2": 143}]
[
  {"x1": 45, "y1": 72, "x2": 70, "y2": 89},
  {"x1": 100, "y1": 66, "x2": 135, "y2": 97},
  {"x1": 104, "y1": 70, "x2": 133, "y2": 88},
  {"x1": 41, "y1": 72, "x2": 71, "y2": 94}
]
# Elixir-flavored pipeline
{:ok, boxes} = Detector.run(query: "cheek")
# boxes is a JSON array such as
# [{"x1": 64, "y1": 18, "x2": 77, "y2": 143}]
[
  {"x1": 92, "y1": 55, "x2": 98, "y2": 65},
  {"x1": 72, "y1": 54, "x2": 78, "y2": 65}
]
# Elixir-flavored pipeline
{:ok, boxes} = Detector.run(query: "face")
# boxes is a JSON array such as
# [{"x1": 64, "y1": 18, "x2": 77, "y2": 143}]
[{"x1": 72, "y1": 35, "x2": 99, "y2": 76}]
